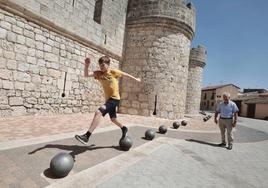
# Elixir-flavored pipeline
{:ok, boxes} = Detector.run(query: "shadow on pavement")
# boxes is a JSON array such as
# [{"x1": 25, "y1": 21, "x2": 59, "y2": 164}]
[
  {"x1": 43, "y1": 168, "x2": 59, "y2": 179},
  {"x1": 28, "y1": 144, "x2": 122, "y2": 159},
  {"x1": 185, "y1": 139, "x2": 219, "y2": 147}
]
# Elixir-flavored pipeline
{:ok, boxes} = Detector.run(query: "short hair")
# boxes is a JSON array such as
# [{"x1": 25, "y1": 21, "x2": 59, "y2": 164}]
[
  {"x1": 222, "y1": 92, "x2": 230, "y2": 98},
  {"x1": 98, "y1": 56, "x2": 110, "y2": 65}
]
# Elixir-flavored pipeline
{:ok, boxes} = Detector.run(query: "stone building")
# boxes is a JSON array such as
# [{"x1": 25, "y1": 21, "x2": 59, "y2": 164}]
[
  {"x1": 0, "y1": 0, "x2": 206, "y2": 119},
  {"x1": 200, "y1": 84, "x2": 240, "y2": 111},
  {"x1": 233, "y1": 90, "x2": 268, "y2": 120}
]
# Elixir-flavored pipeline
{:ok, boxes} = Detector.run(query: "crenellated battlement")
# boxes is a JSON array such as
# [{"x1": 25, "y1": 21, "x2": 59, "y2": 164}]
[
  {"x1": 127, "y1": 0, "x2": 195, "y2": 40},
  {"x1": 189, "y1": 45, "x2": 207, "y2": 67}
]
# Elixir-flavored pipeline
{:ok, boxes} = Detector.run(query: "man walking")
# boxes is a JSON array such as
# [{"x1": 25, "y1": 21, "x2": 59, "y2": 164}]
[{"x1": 214, "y1": 92, "x2": 239, "y2": 150}]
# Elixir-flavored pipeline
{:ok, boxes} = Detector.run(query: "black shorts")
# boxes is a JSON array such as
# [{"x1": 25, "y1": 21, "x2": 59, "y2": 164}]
[{"x1": 98, "y1": 98, "x2": 120, "y2": 118}]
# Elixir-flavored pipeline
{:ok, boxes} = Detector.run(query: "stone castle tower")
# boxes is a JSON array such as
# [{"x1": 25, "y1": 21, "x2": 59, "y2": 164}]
[
  {"x1": 119, "y1": 0, "x2": 196, "y2": 119},
  {"x1": 185, "y1": 45, "x2": 207, "y2": 115},
  {"x1": 0, "y1": 0, "x2": 206, "y2": 119}
]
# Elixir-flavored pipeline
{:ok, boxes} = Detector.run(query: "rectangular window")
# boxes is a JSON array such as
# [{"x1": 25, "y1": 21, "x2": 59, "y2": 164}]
[
  {"x1": 211, "y1": 93, "x2": 215, "y2": 100},
  {"x1": 211, "y1": 102, "x2": 214, "y2": 106},
  {"x1": 203, "y1": 93, "x2": 207, "y2": 100},
  {"x1": 94, "y1": 0, "x2": 103, "y2": 24}
]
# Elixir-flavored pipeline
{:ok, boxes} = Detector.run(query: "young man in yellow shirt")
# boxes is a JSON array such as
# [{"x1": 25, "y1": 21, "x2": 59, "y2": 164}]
[{"x1": 75, "y1": 56, "x2": 141, "y2": 144}]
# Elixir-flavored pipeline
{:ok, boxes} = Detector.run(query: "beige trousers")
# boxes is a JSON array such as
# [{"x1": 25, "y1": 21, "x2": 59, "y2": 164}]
[{"x1": 219, "y1": 119, "x2": 233, "y2": 145}]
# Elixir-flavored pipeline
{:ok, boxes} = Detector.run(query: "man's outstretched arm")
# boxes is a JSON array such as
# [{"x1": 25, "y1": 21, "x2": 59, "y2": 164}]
[
  {"x1": 84, "y1": 57, "x2": 94, "y2": 77},
  {"x1": 121, "y1": 71, "x2": 141, "y2": 82}
]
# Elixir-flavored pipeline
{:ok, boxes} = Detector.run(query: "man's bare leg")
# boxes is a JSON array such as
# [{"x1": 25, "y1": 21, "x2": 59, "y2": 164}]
[
  {"x1": 75, "y1": 110, "x2": 103, "y2": 144},
  {"x1": 111, "y1": 118, "x2": 123, "y2": 128},
  {"x1": 111, "y1": 118, "x2": 128, "y2": 139},
  {"x1": 88, "y1": 110, "x2": 103, "y2": 133}
]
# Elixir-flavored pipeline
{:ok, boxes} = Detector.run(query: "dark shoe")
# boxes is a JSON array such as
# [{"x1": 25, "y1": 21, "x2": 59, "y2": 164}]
[
  {"x1": 218, "y1": 142, "x2": 226, "y2": 147},
  {"x1": 121, "y1": 126, "x2": 128, "y2": 139},
  {"x1": 227, "y1": 144, "x2": 233, "y2": 150},
  {"x1": 75, "y1": 134, "x2": 89, "y2": 145}
]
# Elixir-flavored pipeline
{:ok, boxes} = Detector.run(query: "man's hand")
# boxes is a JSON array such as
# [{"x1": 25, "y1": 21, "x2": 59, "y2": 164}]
[
  {"x1": 232, "y1": 120, "x2": 237, "y2": 127},
  {"x1": 85, "y1": 57, "x2": 91, "y2": 67},
  {"x1": 135, "y1": 78, "x2": 141, "y2": 82},
  {"x1": 84, "y1": 57, "x2": 93, "y2": 77},
  {"x1": 122, "y1": 72, "x2": 141, "y2": 82},
  {"x1": 214, "y1": 112, "x2": 219, "y2": 124}
]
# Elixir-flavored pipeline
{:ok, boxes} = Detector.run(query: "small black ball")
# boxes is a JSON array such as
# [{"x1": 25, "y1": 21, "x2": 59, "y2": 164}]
[
  {"x1": 173, "y1": 121, "x2": 180, "y2": 129},
  {"x1": 119, "y1": 136, "x2": 133, "y2": 151},
  {"x1": 158, "y1": 125, "x2": 167, "y2": 134},
  {"x1": 145, "y1": 129, "x2": 155, "y2": 140}
]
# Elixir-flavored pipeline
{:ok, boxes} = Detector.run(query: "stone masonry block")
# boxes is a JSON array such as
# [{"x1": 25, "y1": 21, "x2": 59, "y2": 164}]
[
  {"x1": 4, "y1": 51, "x2": 15, "y2": 59},
  {"x1": 25, "y1": 83, "x2": 36, "y2": 91},
  {"x1": 2, "y1": 80, "x2": 14, "y2": 89},
  {"x1": 0, "y1": 69, "x2": 12, "y2": 80},
  {"x1": 44, "y1": 52, "x2": 58, "y2": 62},
  {"x1": 5, "y1": 15, "x2": 16, "y2": 24},
  {"x1": 24, "y1": 30, "x2": 35, "y2": 38},
  {"x1": 1, "y1": 21, "x2": 11, "y2": 30},
  {"x1": 12, "y1": 25, "x2": 23, "y2": 34},
  {"x1": 14, "y1": 44, "x2": 28, "y2": 55},
  {"x1": 26, "y1": 97, "x2": 37, "y2": 104},
  {"x1": 9, "y1": 97, "x2": 24, "y2": 106},
  {"x1": 13, "y1": 72, "x2": 31, "y2": 82},
  {"x1": 28, "y1": 48, "x2": 35, "y2": 56},
  {"x1": 26, "y1": 56, "x2": 37, "y2": 64},
  {"x1": 0, "y1": 96, "x2": 8, "y2": 104},
  {"x1": 11, "y1": 106, "x2": 26, "y2": 116},
  {"x1": 35, "y1": 34, "x2": 46, "y2": 42},
  {"x1": 14, "y1": 82, "x2": 25, "y2": 90},
  {"x1": 47, "y1": 69, "x2": 61, "y2": 78},
  {"x1": 17, "y1": 62, "x2": 29, "y2": 72},
  {"x1": 25, "y1": 38, "x2": 35, "y2": 47},
  {"x1": 17, "y1": 35, "x2": 26, "y2": 44},
  {"x1": 0, "y1": 27, "x2": 7, "y2": 39}
]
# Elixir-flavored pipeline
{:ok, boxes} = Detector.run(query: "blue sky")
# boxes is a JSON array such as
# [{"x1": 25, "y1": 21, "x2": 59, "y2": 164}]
[{"x1": 190, "y1": 0, "x2": 268, "y2": 90}]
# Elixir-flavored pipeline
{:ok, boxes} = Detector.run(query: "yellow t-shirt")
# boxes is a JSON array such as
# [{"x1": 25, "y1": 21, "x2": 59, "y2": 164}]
[{"x1": 94, "y1": 69, "x2": 124, "y2": 101}]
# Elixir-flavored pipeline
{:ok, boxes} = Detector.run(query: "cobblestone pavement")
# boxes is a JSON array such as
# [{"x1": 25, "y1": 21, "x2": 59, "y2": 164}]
[{"x1": 0, "y1": 113, "x2": 217, "y2": 142}]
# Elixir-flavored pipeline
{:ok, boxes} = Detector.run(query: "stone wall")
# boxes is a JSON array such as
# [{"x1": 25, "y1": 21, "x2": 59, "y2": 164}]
[
  {"x1": 185, "y1": 45, "x2": 206, "y2": 115},
  {"x1": 119, "y1": 0, "x2": 195, "y2": 119},
  {"x1": 0, "y1": 8, "x2": 120, "y2": 117},
  {"x1": 0, "y1": 0, "x2": 206, "y2": 119},
  {"x1": 0, "y1": 0, "x2": 128, "y2": 57}
]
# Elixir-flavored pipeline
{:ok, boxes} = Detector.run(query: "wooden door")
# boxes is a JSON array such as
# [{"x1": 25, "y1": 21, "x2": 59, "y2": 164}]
[{"x1": 247, "y1": 104, "x2": 256, "y2": 118}]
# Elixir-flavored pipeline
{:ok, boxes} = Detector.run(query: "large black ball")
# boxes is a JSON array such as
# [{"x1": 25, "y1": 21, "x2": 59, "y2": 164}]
[
  {"x1": 181, "y1": 120, "x2": 187, "y2": 126},
  {"x1": 158, "y1": 125, "x2": 167, "y2": 134},
  {"x1": 173, "y1": 121, "x2": 180, "y2": 129},
  {"x1": 119, "y1": 136, "x2": 133, "y2": 151},
  {"x1": 145, "y1": 129, "x2": 155, "y2": 140},
  {"x1": 50, "y1": 152, "x2": 74, "y2": 178}
]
